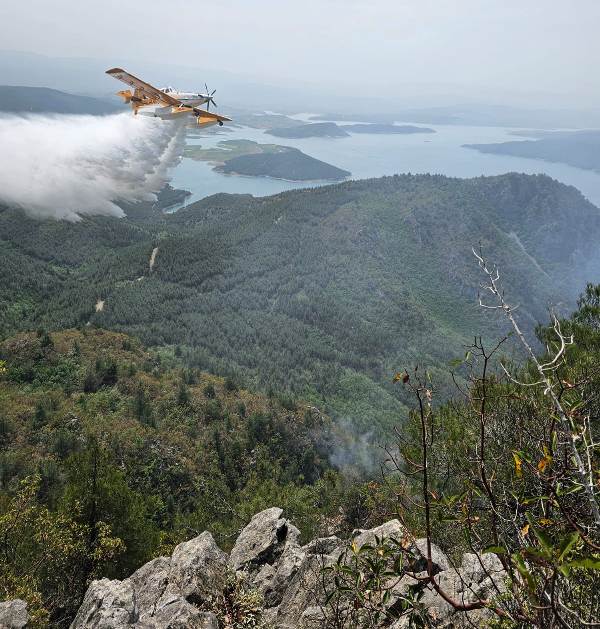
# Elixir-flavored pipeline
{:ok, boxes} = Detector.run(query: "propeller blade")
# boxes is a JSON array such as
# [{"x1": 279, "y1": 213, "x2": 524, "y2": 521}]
[{"x1": 211, "y1": 89, "x2": 216, "y2": 96}]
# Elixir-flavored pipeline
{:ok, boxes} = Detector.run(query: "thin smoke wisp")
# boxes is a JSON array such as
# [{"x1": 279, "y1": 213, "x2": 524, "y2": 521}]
[{"x1": 0, "y1": 113, "x2": 187, "y2": 221}]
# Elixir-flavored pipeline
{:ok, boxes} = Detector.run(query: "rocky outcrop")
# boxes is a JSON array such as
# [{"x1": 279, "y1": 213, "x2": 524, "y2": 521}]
[
  {"x1": 229, "y1": 507, "x2": 298, "y2": 573},
  {"x1": 70, "y1": 531, "x2": 226, "y2": 629},
  {"x1": 68, "y1": 507, "x2": 507, "y2": 629}
]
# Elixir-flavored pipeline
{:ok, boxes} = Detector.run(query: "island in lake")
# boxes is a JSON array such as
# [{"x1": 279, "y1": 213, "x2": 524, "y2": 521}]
[
  {"x1": 342, "y1": 123, "x2": 435, "y2": 134},
  {"x1": 266, "y1": 122, "x2": 350, "y2": 138},
  {"x1": 118, "y1": 184, "x2": 191, "y2": 219},
  {"x1": 464, "y1": 130, "x2": 600, "y2": 173},
  {"x1": 266, "y1": 121, "x2": 435, "y2": 138},
  {"x1": 222, "y1": 110, "x2": 304, "y2": 130},
  {"x1": 184, "y1": 139, "x2": 351, "y2": 181}
]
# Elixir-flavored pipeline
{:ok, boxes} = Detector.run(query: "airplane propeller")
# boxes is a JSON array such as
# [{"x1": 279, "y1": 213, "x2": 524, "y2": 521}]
[{"x1": 204, "y1": 83, "x2": 218, "y2": 110}]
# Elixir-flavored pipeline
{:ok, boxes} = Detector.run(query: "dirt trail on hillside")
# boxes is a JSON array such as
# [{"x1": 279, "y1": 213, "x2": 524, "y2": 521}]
[{"x1": 149, "y1": 247, "x2": 158, "y2": 272}]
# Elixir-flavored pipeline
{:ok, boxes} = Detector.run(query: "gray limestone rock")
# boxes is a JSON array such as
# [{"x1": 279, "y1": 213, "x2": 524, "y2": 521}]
[
  {"x1": 128, "y1": 557, "x2": 171, "y2": 621},
  {"x1": 70, "y1": 507, "x2": 507, "y2": 629},
  {"x1": 70, "y1": 579, "x2": 136, "y2": 629},
  {"x1": 229, "y1": 507, "x2": 295, "y2": 572},
  {"x1": 165, "y1": 532, "x2": 227, "y2": 603},
  {"x1": 0, "y1": 600, "x2": 28, "y2": 629},
  {"x1": 71, "y1": 533, "x2": 227, "y2": 628},
  {"x1": 351, "y1": 519, "x2": 407, "y2": 549}
]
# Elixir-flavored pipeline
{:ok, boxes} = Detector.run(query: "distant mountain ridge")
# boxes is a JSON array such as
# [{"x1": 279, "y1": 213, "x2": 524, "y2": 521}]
[
  {"x1": 265, "y1": 122, "x2": 435, "y2": 138},
  {"x1": 465, "y1": 130, "x2": 600, "y2": 173},
  {"x1": 266, "y1": 122, "x2": 350, "y2": 138},
  {"x1": 343, "y1": 123, "x2": 435, "y2": 134},
  {"x1": 0, "y1": 85, "x2": 122, "y2": 114}
]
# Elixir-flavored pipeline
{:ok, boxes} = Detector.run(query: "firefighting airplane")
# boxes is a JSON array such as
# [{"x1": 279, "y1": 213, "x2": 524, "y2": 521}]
[{"x1": 106, "y1": 68, "x2": 231, "y2": 127}]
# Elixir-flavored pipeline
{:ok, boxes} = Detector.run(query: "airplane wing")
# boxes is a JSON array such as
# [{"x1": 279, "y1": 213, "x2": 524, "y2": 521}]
[
  {"x1": 106, "y1": 67, "x2": 181, "y2": 106},
  {"x1": 193, "y1": 107, "x2": 232, "y2": 122}
]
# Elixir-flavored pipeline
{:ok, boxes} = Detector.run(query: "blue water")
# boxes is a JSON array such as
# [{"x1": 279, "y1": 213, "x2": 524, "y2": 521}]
[{"x1": 169, "y1": 117, "x2": 600, "y2": 208}]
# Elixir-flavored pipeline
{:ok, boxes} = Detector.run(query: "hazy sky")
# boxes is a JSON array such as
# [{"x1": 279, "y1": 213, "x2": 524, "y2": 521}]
[{"x1": 1, "y1": 0, "x2": 599, "y2": 106}]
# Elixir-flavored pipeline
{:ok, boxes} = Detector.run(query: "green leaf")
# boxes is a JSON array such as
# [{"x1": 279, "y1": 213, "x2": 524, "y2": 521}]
[
  {"x1": 482, "y1": 545, "x2": 506, "y2": 555},
  {"x1": 558, "y1": 564, "x2": 571, "y2": 578},
  {"x1": 526, "y1": 513, "x2": 553, "y2": 556},
  {"x1": 512, "y1": 552, "x2": 536, "y2": 593},
  {"x1": 557, "y1": 533, "x2": 579, "y2": 563},
  {"x1": 564, "y1": 557, "x2": 600, "y2": 570}
]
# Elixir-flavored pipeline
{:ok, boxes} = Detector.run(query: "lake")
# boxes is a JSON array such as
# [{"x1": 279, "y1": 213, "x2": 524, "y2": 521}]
[{"x1": 169, "y1": 115, "x2": 600, "y2": 208}]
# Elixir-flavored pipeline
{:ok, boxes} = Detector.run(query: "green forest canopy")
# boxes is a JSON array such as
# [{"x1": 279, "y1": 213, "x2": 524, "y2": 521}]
[{"x1": 2, "y1": 172, "x2": 600, "y2": 436}]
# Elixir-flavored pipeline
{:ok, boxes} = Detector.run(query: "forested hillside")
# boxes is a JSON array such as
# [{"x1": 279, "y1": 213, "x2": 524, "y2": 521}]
[
  {"x1": 2, "y1": 173, "x2": 600, "y2": 435},
  {"x1": 0, "y1": 328, "x2": 359, "y2": 624},
  {"x1": 216, "y1": 147, "x2": 351, "y2": 180},
  {"x1": 3, "y1": 291, "x2": 600, "y2": 627},
  {"x1": 0, "y1": 86, "x2": 122, "y2": 114}
]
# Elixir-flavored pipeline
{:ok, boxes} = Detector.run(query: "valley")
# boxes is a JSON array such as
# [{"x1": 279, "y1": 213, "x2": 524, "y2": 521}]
[{"x1": 2, "y1": 172, "x2": 599, "y2": 437}]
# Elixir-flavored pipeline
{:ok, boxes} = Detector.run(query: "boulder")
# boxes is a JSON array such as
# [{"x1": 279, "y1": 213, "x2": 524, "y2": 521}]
[
  {"x1": 229, "y1": 506, "x2": 309, "y2": 611},
  {"x1": 412, "y1": 538, "x2": 451, "y2": 574},
  {"x1": 275, "y1": 552, "x2": 325, "y2": 629},
  {"x1": 229, "y1": 507, "x2": 297, "y2": 572},
  {"x1": 70, "y1": 579, "x2": 136, "y2": 629},
  {"x1": 302, "y1": 536, "x2": 342, "y2": 557},
  {"x1": 458, "y1": 552, "x2": 506, "y2": 598},
  {"x1": 253, "y1": 542, "x2": 305, "y2": 608},
  {"x1": 298, "y1": 605, "x2": 326, "y2": 629},
  {"x1": 351, "y1": 519, "x2": 407, "y2": 549},
  {"x1": 150, "y1": 597, "x2": 218, "y2": 629},
  {"x1": 128, "y1": 557, "x2": 171, "y2": 620},
  {"x1": 72, "y1": 533, "x2": 226, "y2": 628},
  {"x1": 0, "y1": 600, "x2": 28, "y2": 629},
  {"x1": 352, "y1": 522, "x2": 450, "y2": 575},
  {"x1": 416, "y1": 551, "x2": 507, "y2": 627},
  {"x1": 274, "y1": 537, "x2": 342, "y2": 628},
  {"x1": 164, "y1": 532, "x2": 227, "y2": 603}
]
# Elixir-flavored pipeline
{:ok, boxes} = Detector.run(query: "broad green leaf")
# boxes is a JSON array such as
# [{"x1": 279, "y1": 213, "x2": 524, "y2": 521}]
[
  {"x1": 565, "y1": 558, "x2": 600, "y2": 570},
  {"x1": 557, "y1": 533, "x2": 579, "y2": 563},
  {"x1": 512, "y1": 552, "x2": 536, "y2": 593}
]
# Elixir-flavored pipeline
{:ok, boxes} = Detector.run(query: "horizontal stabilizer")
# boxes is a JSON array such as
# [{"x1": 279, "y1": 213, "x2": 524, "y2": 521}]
[{"x1": 116, "y1": 90, "x2": 133, "y2": 103}]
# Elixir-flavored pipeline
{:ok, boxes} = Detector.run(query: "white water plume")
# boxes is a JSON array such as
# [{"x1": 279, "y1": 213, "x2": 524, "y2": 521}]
[{"x1": 0, "y1": 112, "x2": 187, "y2": 221}]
